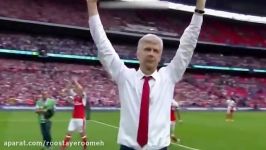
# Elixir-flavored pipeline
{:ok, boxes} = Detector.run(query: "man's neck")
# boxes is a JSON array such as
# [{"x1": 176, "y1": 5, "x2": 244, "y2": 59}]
[{"x1": 140, "y1": 67, "x2": 156, "y2": 76}]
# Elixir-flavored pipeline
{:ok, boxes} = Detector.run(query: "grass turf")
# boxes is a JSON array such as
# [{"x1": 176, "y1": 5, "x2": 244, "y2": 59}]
[{"x1": 0, "y1": 111, "x2": 265, "y2": 150}]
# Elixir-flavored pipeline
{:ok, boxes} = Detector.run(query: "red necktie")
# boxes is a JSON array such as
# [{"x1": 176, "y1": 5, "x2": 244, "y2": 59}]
[{"x1": 137, "y1": 76, "x2": 152, "y2": 147}]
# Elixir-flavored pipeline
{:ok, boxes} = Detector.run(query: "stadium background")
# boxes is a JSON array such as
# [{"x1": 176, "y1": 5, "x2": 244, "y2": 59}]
[{"x1": 0, "y1": 0, "x2": 265, "y2": 150}]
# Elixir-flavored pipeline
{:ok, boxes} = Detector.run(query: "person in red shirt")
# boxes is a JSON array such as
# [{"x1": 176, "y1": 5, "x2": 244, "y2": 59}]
[
  {"x1": 61, "y1": 77, "x2": 87, "y2": 150},
  {"x1": 170, "y1": 99, "x2": 181, "y2": 143}
]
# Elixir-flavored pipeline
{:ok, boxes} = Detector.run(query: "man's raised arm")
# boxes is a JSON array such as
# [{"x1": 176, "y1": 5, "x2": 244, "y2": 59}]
[
  {"x1": 87, "y1": 0, "x2": 98, "y2": 17},
  {"x1": 196, "y1": 0, "x2": 206, "y2": 11},
  {"x1": 86, "y1": 0, "x2": 128, "y2": 82},
  {"x1": 165, "y1": 0, "x2": 206, "y2": 83}
]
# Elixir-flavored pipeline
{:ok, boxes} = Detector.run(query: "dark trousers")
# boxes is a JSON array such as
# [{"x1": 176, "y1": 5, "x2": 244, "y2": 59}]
[
  {"x1": 120, "y1": 145, "x2": 168, "y2": 150},
  {"x1": 40, "y1": 120, "x2": 52, "y2": 148}
]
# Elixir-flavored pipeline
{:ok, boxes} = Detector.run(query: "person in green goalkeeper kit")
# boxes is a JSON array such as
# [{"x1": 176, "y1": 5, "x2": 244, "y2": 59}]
[{"x1": 35, "y1": 91, "x2": 56, "y2": 150}]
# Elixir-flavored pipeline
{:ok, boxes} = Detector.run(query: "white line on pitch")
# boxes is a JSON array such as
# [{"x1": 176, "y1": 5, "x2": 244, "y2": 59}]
[
  {"x1": 90, "y1": 120, "x2": 200, "y2": 150},
  {"x1": 90, "y1": 120, "x2": 118, "y2": 129},
  {"x1": 171, "y1": 142, "x2": 200, "y2": 150}
]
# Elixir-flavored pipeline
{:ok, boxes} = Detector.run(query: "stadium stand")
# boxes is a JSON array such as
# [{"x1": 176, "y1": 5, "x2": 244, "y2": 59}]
[
  {"x1": 0, "y1": 32, "x2": 265, "y2": 69},
  {"x1": 0, "y1": 0, "x2": 265, "y2": 108},
  {"x1": 0, "y1": 59, "x2": 265, "y2": 107},
  {"x1": 0, "y1": 0, "x2": 266, "y2": 48}
]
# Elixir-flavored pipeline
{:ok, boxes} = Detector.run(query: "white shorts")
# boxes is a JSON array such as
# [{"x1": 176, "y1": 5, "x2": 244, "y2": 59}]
[
  {"x1": 67, "y1": 118, "x2": 85, "y2": 133},
  {"x1": 171, "y1": 121, "x2": 176, "y2": 126},
  {"x1": 227, "y1": 107, "x2": 236, "y2": 114}
]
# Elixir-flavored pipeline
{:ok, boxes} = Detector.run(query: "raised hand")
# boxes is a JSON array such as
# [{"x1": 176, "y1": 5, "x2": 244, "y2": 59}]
[
  {"x1": 71, "y1": 76, "x2": 79, "y2": 83},
  {"x1": 86, "y1": 0, "x2": 99, "y2": 16},
  {"x1": 86, "y1": 0, "x2": 98, "y2": 3},
  {"x1": 196, "y1": 0, "x2": 207, "y2": 11}
]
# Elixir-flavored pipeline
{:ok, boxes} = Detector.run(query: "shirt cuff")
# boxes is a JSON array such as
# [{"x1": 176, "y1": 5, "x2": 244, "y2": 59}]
[
  {"x1": 89, "y1": 14, "x2": 101, "y2": 26},
  {"x1": 191, "y1": 13, "x2": 203, "y2": 26}
]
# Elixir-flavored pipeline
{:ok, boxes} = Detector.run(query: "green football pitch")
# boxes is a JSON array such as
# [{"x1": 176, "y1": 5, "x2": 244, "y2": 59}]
[{"x1": 0, "y1": 111, "x2": 265, "y2": 150}]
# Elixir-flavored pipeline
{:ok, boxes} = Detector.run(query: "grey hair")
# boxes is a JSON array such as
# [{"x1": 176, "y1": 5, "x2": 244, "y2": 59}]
[{"x1": 137, "y1": 34, "x2": 163, "y2": 52}]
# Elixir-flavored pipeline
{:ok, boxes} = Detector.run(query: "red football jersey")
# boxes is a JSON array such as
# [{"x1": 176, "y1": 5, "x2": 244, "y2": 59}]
[
  {"x1": 72, "y1": 95, "x2": 86, "y2": 119},
  {"x1": 170, "y1": 106, "x2": 176, "y2": 121}
]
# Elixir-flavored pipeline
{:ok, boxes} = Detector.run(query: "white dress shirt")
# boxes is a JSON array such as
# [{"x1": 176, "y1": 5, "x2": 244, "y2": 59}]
[{"x1": 89, "y1": 13, "x2": 203, "y2": 150}]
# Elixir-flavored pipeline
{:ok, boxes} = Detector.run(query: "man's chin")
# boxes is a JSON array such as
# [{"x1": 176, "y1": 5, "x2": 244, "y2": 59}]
[{"x1": 145, "y1": 66, "x2": 156, "y2": 72}]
